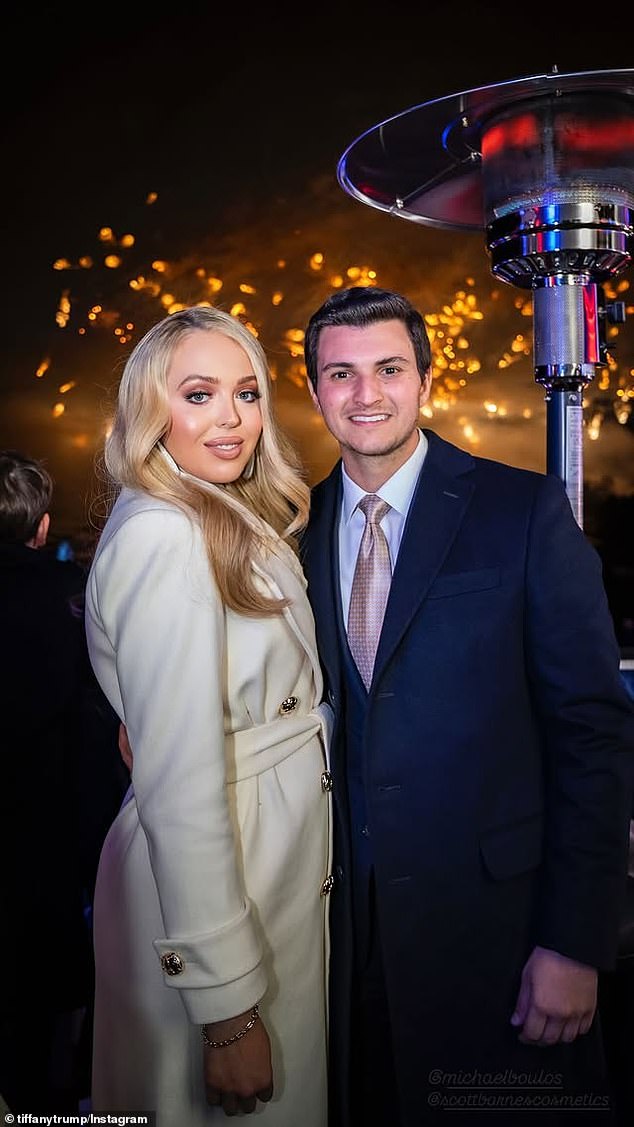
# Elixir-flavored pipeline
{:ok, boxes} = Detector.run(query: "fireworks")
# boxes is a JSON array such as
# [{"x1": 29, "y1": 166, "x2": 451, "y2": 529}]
[{"x1": 31, "y1": 180, "x2": 634, "y2": 472}]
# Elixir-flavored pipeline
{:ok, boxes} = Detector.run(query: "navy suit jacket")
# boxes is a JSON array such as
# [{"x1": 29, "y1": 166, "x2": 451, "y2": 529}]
[{"x1": 301, "y1": 431, "x2": 634, "y2": 1125}]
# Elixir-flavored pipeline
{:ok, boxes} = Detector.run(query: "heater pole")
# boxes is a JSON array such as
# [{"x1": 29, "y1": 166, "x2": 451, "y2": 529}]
[
  {"x1": 531, "y1": 273, "x2": 600, "y2": 529},
  {"x1": 545, "y1": 387, "x2": 585, "y2": 526}
]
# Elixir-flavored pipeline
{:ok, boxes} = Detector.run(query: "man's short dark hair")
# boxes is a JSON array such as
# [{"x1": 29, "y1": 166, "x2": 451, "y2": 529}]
[
  {"x1": 0, "y1": 450, "x2": 53, "y2": 542},
  {"x1": 304, "y1": 285, "x2": 432, "y2": 390}
]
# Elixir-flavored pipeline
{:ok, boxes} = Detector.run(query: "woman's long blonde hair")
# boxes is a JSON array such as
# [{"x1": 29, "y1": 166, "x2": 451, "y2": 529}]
[{"x1": 104, "y1": 306, "x2": 309, "y2": 616}]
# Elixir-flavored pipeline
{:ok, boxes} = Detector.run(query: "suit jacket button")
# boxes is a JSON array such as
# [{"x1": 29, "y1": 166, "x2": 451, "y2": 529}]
[
  {"x1": 161, "y1": 951, "x2": 184, "y2": 976},
  {"x1": 279, "y1": 696, "x2": 299, "y2": 715},
  {"x1": 321, "y1": 771, "x2": 333, "y2": 792},
  {"x1": 320, "y1": 875, "x2": 334, "y2": 896}
]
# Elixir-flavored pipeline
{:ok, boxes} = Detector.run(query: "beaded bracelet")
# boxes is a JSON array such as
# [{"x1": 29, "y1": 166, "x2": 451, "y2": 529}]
[{"x1": 201, "y1": 1004, "x2": 260, "y2": 1049}]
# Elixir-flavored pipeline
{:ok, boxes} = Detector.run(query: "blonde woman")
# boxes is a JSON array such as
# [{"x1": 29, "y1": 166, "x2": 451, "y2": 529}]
[{"x1": 85, "y1": 307, "x2": 332, "y2": 1125}]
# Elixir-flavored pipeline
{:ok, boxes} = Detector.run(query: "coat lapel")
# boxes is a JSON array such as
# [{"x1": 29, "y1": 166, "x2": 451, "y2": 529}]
[
  {"x1": 253, "y1": 546, "x2": 324, "y2": 697},
  {"x1": 372, "y1": 432, "x2": 475, "y2": 687}
]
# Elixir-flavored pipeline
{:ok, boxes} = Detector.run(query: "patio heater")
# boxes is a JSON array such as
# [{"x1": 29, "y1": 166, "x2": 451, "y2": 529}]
[{"x1": 337, "y1": 68, "x2": 634, "y2": 527}]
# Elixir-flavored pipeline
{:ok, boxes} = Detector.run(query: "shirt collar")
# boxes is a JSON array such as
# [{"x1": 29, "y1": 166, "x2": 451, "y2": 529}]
[{"x1": 341, "y1": 428, "x2": 428, "y2": 524}]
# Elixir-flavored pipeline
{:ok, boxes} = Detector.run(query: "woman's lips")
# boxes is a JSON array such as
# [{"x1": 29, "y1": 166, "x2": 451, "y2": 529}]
[{"x1": 204, "y1": 439, "x2": 244, "y2": 459}]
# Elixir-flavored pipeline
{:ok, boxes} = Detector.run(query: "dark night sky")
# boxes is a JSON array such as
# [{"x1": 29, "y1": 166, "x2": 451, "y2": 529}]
[
  {"x1": 3, "y1": 4, "x2": 626, "y2": 369},
  {"x1": 1, "y1": 4, "x2": 632, "y2": 564}
]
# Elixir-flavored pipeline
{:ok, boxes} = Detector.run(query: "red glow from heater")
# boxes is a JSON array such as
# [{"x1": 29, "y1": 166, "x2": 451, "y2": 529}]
[
  {"x1": 482, "y1": 114, "x2": 634, "y2": 158},
  {"x1": 555, "y1": 117, "x2": 634, "y2": 153},
  {"x1": 357, "y1": 182, "x2": 391, "y2": 203},
  {"x1": 482, "y1": 114, "x2": 539, "y2": 158},
  {"x1": 584, "y1": 285, "x2": 599, "y2": 365}
]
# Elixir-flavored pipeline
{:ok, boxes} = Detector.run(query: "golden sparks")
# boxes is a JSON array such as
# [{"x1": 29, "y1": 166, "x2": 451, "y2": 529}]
[{"x1": 36, "y1": 195, "x2": 632, "y2": 454}]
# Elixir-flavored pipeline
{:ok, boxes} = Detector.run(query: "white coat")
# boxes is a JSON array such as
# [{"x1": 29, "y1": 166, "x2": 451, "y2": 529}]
[{"x1": 85, "y1": 483, "x2": 332, "y2": 1126}]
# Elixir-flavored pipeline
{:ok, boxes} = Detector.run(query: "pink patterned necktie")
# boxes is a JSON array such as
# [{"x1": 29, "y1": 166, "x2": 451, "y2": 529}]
[{"x1": 347, "y1": 494, "x2": 392, "y2": 690}]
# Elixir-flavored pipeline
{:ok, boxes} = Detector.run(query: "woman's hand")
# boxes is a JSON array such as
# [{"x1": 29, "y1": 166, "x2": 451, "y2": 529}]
[{"x1": 203, "y1": 1009, "x2": 273, "y2": 1116}]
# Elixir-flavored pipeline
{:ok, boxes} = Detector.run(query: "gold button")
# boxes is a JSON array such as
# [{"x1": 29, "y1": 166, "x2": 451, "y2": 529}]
[
  {"x1": 161, "y1": 951, "x2": 184, "y2": 976},
  {"x1": 279, "y1": 696, "x2": 299, "y2": 715},
  {"x1": 321, "y1": 771, "x2": 333, "y2": 792},
  {"x1": 320, "y1": 875, "x2": 334, "y2": 896}
]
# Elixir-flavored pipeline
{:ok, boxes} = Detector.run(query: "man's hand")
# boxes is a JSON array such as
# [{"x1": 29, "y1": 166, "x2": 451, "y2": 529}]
[
  {"x1": 118, "y1": 722, "x2": 133, "y2": 773},
  {"x1": 511, "y1": 945, "x2": 597, "y2": 1046},
  {"x1": 203, "y1": 1010, "x2": 273, "y2": 1116}
]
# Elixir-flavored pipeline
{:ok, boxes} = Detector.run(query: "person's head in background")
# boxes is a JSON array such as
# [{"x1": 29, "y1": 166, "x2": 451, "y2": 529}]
[{"x1": 0, "y1": 450, "x2": 52, "y2": 548}]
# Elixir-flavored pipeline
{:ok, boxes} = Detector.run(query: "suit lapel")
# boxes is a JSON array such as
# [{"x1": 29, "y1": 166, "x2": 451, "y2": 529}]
[
  {"x1": 372, "y1": 433, "x2": 475, "y2": 687},
  {"x1": 303, "y1": 467, "x2": 343, "y2": 695}
]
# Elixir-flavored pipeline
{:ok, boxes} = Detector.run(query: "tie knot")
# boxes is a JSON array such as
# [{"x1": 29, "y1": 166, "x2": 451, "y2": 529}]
[{"x1": 358, "y1": 494, "x2": 390, "y2": 526}]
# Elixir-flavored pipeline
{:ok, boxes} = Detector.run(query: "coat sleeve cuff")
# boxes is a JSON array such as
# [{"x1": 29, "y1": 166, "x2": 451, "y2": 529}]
[{"x1": 152, "y1": 899, "x2": 267, "y2": 1023}]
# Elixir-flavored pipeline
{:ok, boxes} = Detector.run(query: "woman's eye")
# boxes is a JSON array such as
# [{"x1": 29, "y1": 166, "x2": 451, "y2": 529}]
[
  {"x1": 237, "y1": 389, "x2": 260, "y2": 402},
  {"x1": 185, "y1": 390, "x2": 210, "y2": 404}
]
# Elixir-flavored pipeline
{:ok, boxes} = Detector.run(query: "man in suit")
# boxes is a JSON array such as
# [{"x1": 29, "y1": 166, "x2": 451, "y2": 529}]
[{"x1": 300, "y1": 286, "x2": 634, "y2": 1126}]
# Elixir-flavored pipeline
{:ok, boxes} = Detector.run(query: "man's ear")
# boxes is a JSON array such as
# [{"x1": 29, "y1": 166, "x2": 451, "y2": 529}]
[
  {"x1": 307, "y1": 378, "x2": 322, "y2": 414},
  {"x1": 32, "y1": 512, "x2": 50, "y2": 548},
  {"x1": 419, "y1": 367, "x2": 432, "y2": 410}
]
